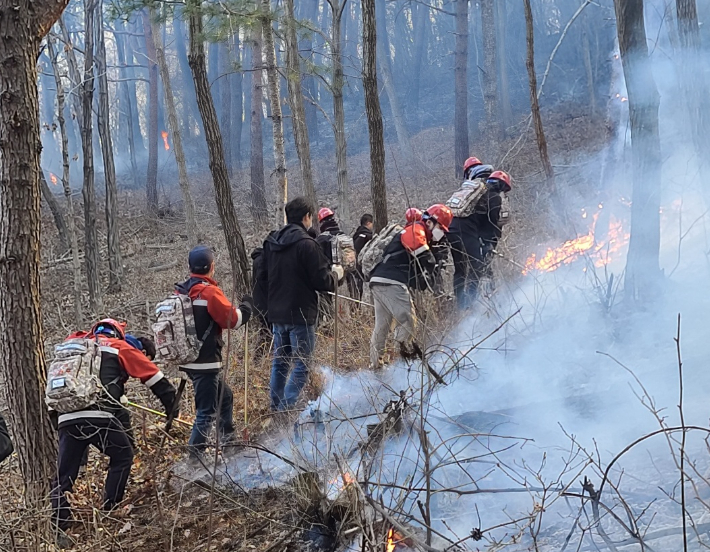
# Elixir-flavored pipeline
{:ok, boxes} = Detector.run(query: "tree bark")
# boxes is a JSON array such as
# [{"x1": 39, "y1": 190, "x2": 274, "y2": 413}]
[
  {"x1": 613, "y1": 0, "x2": 663, "y2": 303},
  {"x1": 454, "y1": 0, "x2": 469, "y2": 179},
  {"x1": 174, "y1": 11, "x2": 204, "y2": 149},
  {"x1": 0, "y1": 0, "x2": 68, "y2": 506},
  {"x1": 285, "y1": 0, "x2": 317, "y2": 210},
  {"x1": 232, "y1": 30, "x2": 244, "y2": 170},
  {"x1": 48, "y1": 35, "x2": 83, "y2": 327},
  {"x1": 114, "y1": 27, "x2": 139, "y2": 187},
  {"x1": 128, "y1": 19, "x2": 146, "y2": 152},
  {"x1": 220, "y1": 40, "x2": 233, "y2": 177},
  {"x1": 209, "y1": 41, "x2": 220, "y2": 124},
  {"x1": 480, "y1": 0, "x2": 500, "y2": 151},
  {"x1": 151, "y1": 8, "x2": 199, "y2": 246},
  {"x1": 375, "y1": 0, "x2": 415, "y2": 166},
  {"x1": 143, "y1": 10, "x2": 159, "y2": 212},
  {"x1": 261, "y1": 0, "x2": 288, "y2": 226},
  {"x1": 495, "y1": 0, "x2": 513, "y2": 134},
  {"x1": 40, "y1": 169, "x2": 70, "y2": 253},
  {"x1": 581, "y1": 15, "x2": 597, "y2": 114},
  {"x1": 250, "y1": 25, "x2": 267, "y2": 224},
  {"x1": 188, "y1": 3, "x2": 250, "y2": 293},
  {"x1": 95, "y1": 0, "x2": 122, "y2": 291},
  {"x1": 82, "y1": 0, "x2": 102, "y2": 312},
  {"x1": 361, "y1": 0, "x2": 387, "y2": 232},
  {"x1": 328, "y1": 0, "x2": 351, "y2": 230},
  {"x1": 301, "y1": 0, "x2": 320, "y2": 144},
  {"x1": 523, "y1": 0, "x2": 555, "y2": 193}
]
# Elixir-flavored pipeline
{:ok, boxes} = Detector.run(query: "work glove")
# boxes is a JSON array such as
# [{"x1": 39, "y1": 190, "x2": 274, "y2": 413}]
[
  {"x1": 332, "y1": 264, "x2": 344, "y2": 282},
  {"x1": 150, "y1": 377, "x2": 178, "y2": 416},
  {"x1": 239, "y1": 295, "x2": 254, "y2": 325}
]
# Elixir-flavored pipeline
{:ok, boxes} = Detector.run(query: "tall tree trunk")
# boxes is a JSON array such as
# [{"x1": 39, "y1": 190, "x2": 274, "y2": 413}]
[
  {"x1": 151, "y1": 8, "x2": 199, "y2": 245},
  {"x1": 410, "y1": 2, "x2": 428, "y2": 119},
  {"x1": 232, "y1": 30, "x2": 244, "y2": 170},
  {"x1": 495, "y1": 0, "x2": 513, "y2": 134},
  {"x1": 95, "y1": 0, "x2": 122, "y2": 291},
  {"x1": 375, "y1": 0, "x2": 415, "y2": 166},
  {"x1": 220, "y1": 40, "x2": 233, "y2": 177},
  {"x1": 174, "y1": 12, "x2": 204, "y2": 148},
  {"x1": 48, "y1": 35, "x2": 83, "y2": 327},
  {"x1": 285, "y1": 0, "x2": 317, "y2": 208},
  {"x1": 143, "y1": 10, "x2": 159, "y2": 212},
  {"x1": 250, "y1": 25, "x2": 267, "y2": 224},
  {"x1": 329, "y1": 0, "x2": 351, "y2": 229},
  {"x1": 0, "y1": 0, "x2": 66, "y2": 508},
  {"x1": 480, "y1": 0, "x2": 500, "y2": 152},
  {"x1": 301, "y1": 0, "x2": 320, "y2": 144},
  {"x1": 454, "y1": 0, "x2": 469, "y2": 179},
  {"x1": 581, "y1": 15, "x2": 597, "y2": 114},
  {"x1": 188, "y1": 3, "x2": 250, "y2": 292},
  {"x1": 128, "y1": 19, "x2": 146, "y2": 152},
  {"x1": 40, "y1": 169, "x2": 70, "y2": 252},
  {"x1": 114, "y1": 28, "x2": 139, "y2": 187},
  {"x1": 261, "y1": 0, "x2": 288, "y2": 225},
  {"x1": 523, "y1": 0, "x2": 555, "y2": 193},
  {"x1": 614, "y1": 0, "x2": 663, "y2": 303},
  {"x1": 82, "y1": 0, "x2": 102, "y2": 312},
  {"x1": 362, "y1": 0, "x2": 387, "y2": 232},
  {"x1": 209, "y1": 41, "x2": 220, "y2": 124}
]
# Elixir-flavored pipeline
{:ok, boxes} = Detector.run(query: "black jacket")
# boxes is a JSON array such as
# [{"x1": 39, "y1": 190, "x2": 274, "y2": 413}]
[
  {"x1": 0, "y1": 412, "x2": 12, "y2": 463},
  {"x1": 449, "y1": 190, "x2": 503, "y2": 245},
  {"x1": 251, "y1": 246, "x2": 269, "y2": 325},
  {"x1": 353, "y1": 225, "x2": 373, "y2": 256},
  {"x1": 264, "y1": 223, "x2": 336, "y2": 325},
  {"x1": 370, "y1": 234, "x2": 436, "y2": 290}
]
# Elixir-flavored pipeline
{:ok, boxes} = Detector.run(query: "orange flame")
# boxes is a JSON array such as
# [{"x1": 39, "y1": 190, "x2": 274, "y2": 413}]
[
  {"x1": 49, "y1": 173, "x2": 58, "y2": 186},
  {"x1": 386, "y1": 528, "x2": 396, "y2": 552},
  {"x1": 523, "y1": 210, "x2": 630, "y2": 274},
  {"x1": 161, "y1": 130, "x2": 170, "y2": 151}
]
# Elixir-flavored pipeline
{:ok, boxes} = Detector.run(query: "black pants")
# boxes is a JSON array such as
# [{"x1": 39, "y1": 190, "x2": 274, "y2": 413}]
[
  {"x1": 51, "y1": 417, "x2": 134, "y2": 530},
  {"x1": 449, "y1": 232, "x2": 494, "y2": 310}
]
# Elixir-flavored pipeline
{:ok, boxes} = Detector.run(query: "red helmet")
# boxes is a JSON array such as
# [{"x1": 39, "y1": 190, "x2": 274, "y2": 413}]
[
  {"x1": 488, "y1": 170, "x2": 511, "y2": 192},
  {"x1": 91, "y1": 318, "x2": 126, "y2": 340},
  {"x1": 423, "y1": 204, "x2": 453, "y2": 232},
  {"x1": 318, "y1": 207, "x2": 334, "y2": 222},
  {"x1": 405, "y1": 207, "x2": 423, "y2": 224},
  {"x1": 463, "y1": 156, "x2": 482, "y2": 172}
]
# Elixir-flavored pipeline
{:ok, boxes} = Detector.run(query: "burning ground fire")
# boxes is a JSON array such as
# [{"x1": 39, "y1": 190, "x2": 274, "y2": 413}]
[
  {"x1": 161, "y1": 130, "x2": 170, "y2": 150},
  {"x1": 523, "y1": 206, "x2": 630, "y2": 275}
]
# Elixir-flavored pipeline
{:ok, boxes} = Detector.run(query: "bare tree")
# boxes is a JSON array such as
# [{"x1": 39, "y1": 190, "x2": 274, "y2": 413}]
[
  {"x1": 454, "y1": 0, "x2": 468, "y2": 179},
  {"x1": 250, "y1": 24, "x2": 268, "y2": 225},
  {"x1": 150, "y1": 8, "x2": 199, "y2": 245},
  {"x1": 481, "y1": 0, "x2": 501, "y2": 151},
  {"x1": 82, "y1": 0, "x2": 102, "y2": 312},
  {"x1": 143, "y1": 9, "x2": 159, "y2": 212},
  {"x1": 48, "y1": 35, "x2": 83, "y2": 327},
  {"x1": 496, "y1": 0, "x2": 513, "y2": 133},
  {"x1": 220, "y1": 40, "x2": 233, "y2": 177},
  {"x1": 232, "y1": 29, "x2": 244, "y2": 170},
  {"x1": 327, "y1": 0, "x2": 351, "y2": 229},
  {"x1": 361, "y1": 0, "x2": 387, "y2": 232},
  {"x1": 285, "y1": 0, "x2": 317, "y2": 209},
  {"x1": 95, "y1": 0, "x2": 122, "y2": 291},
  {"x1": 261, "y1": 0, "x2": 288, "y2": 226},
  {"x1": 188, "y1": 1, "x2": 250, "y2": 292},
  {"x1": 523, "y1": 0, "x2": 555, "y2": 192},
  {"x1": 114, "y1": 26, "x2": 140, "y2": 187},
  {"x1": 0, "y1": 0, "x2": 69, "y2": 505},
  {"x1": 614, "y1": 0, "x2": 663, "y2": 303}
]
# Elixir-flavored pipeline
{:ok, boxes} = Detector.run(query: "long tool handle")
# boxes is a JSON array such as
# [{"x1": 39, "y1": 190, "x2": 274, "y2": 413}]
[
  {"x1": 333, "y1": 275, "x2": 339, "y2": 369},
  {"x1": 243, "y1": 322, "x2": 249, "y2": 440}
]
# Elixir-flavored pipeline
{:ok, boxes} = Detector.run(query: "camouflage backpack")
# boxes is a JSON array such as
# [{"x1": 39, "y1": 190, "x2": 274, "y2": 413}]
[
  {"x1": 358, "y1": 222, "x2": 404, "y2": 281},
  {"x1": 45, "y1": 337, "x2": 104, "y2": 413},
  {"x1": 330, "y1": 234, "x2": 358, "y2": 273},
  {"x1": 446, "y1": 179, "x2": 489, "y2": 218},
  {"x1": 152, "y1": 293, "x2": 213, "y2": 366}
]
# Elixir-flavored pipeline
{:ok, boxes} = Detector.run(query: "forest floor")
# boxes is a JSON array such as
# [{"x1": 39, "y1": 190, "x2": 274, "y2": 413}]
[{"x1": 0, "y1": 104, "x2": 612, "y2": 551}]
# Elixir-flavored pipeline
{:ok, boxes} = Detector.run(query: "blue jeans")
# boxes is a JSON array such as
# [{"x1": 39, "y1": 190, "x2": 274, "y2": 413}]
[
  {"x1": 270, "y1": 324, "x2": 317, "y2": 411},
  {"x1": 187, "y1": 372, "x2": 235, "y2": 454}
]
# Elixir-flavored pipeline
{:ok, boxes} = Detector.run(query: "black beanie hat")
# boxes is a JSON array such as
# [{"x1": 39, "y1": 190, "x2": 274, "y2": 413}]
[{"x1": 189, "y1": 245, "x2": 214, "y2": 274}]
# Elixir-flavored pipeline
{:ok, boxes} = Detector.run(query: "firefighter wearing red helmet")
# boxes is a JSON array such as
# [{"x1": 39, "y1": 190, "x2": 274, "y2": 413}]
[
  {"x1": 367, "y1": 205, "x2": 450, "y2": 370},
  {"x1": 405, "y1": 207, "x2": 423, "y2": 224},
  {"x1": 448, "y1": 169, "x2": 512, "y2": 309}
]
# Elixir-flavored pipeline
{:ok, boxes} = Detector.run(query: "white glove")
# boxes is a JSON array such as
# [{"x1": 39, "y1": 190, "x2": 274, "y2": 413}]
[{"x1": 332, "y1": 264, "x2": 344, "y2": 281}]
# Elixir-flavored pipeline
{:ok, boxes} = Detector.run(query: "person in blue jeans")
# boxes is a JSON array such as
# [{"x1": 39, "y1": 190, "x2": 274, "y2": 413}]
[{"x1": 259, "y1": 197, "x2": 341, "y2": 411}]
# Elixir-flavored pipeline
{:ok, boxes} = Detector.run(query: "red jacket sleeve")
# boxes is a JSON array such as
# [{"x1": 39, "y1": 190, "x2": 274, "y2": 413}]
[
  {"x1": 203, "y1": 285, "x2": 243, "y2": 330},
  {"x1": 116, "y1": 341, "x2": 165, "y2": 388}
]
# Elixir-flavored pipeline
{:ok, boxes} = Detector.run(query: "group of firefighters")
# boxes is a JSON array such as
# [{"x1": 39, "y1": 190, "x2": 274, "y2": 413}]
[{"x1": 0, "y1": 156, "x2": 510, "y2": 547}]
